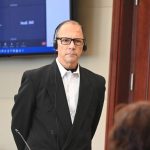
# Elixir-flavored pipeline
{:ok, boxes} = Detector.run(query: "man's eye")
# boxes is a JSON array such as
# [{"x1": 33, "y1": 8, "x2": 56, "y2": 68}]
[
  {"x1": 75, "y1": 40, "x2": 83, "y2": 45},
  {"x1": 75, "y1": 40, "x2": 81, "y2": 43},
  {"x1": 63, "y1": 38, "x2": 70, "y2": 42}
]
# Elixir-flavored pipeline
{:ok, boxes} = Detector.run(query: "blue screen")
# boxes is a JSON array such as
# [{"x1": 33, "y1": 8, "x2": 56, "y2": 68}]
[{"x1": 0, "y1": 0, "x2": 70, "y2": 56}]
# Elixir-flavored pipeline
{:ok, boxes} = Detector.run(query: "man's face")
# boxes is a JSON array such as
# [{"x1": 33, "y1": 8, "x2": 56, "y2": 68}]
[{"x1": 56, "y1": 22, "x2": 84, "y2": 68}]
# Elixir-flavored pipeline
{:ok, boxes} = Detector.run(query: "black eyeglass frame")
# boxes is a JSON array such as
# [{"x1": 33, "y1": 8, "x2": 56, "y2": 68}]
[{"x1": 56, "y1": 37, "x2": 85, "y2": 46}]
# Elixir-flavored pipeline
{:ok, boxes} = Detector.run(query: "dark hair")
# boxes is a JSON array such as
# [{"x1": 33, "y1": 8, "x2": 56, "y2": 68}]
[{"x1": 109, "y1": 101, "x2": 150, "y2": 150}]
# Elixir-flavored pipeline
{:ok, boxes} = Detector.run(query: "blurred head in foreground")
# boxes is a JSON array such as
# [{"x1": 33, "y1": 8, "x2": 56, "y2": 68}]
[{"x1": 109, "y1": 101, "x2": 150, "y2": 150}]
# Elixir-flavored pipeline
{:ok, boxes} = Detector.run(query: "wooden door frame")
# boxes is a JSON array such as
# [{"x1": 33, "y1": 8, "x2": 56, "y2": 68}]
[{"x1": 105, "y1": 0, "x2": 134, "y2": 149}]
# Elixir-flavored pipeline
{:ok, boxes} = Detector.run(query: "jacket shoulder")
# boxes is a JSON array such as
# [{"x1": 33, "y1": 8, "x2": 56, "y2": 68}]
[
  {"x1": 24, "y1": 64, "x2": 52, "y2": 76},
  {"x1": 21, "y1": 64, "x2": 53, "y2": 88},
  {"x1": 80, "y1": 67, "x2": 105, "y2": 84}
]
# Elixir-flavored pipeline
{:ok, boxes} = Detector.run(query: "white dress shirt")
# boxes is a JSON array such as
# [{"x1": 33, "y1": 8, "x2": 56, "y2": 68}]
[{"x1": 56, "y1": 58, "x2": 80, "y2": 123}]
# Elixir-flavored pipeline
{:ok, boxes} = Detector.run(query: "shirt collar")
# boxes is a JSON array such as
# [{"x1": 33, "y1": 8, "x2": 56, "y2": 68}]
[{"x1": 56, "y1": 58, "x2": 80, "y2": 78}]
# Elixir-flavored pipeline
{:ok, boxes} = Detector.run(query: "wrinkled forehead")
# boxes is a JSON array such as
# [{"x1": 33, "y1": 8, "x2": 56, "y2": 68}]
[{"x1": 56, "y1": 22, "x2": 84, "y2": 38}]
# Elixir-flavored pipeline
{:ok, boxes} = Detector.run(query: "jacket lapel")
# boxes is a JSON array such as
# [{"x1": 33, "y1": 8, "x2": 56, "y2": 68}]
[
  {"x1": 62, "y1": 67, "x2": 92, "y2": 149},
  {"x1": 46, "y1": 61, "x2": 72, "y2": 135}
]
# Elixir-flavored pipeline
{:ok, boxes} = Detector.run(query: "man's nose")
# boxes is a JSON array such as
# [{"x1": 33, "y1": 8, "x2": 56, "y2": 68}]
[{"x1": 69, "y1": 40, "x2": 75, "y2": 47}]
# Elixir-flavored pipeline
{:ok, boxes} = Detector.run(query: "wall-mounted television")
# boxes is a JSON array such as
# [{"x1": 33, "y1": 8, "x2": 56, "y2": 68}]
[{"x1": 0, "y1": 0, "x2": 72, "y2": 56}]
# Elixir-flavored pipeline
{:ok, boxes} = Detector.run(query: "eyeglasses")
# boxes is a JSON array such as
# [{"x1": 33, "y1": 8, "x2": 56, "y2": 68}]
[{"x1": 56, "y1": 37, "x2": 85, "y2": 46}]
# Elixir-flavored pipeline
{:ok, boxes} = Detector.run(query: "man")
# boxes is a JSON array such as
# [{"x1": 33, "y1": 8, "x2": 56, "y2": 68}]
[{"x1": 11, "y1": 20, "x2": 106, "y2": 150}]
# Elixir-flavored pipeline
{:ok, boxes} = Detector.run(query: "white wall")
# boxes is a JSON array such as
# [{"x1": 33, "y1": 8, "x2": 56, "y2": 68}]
[{"x1": 0, "y1": 0, "x2": 112, "y2": 149}]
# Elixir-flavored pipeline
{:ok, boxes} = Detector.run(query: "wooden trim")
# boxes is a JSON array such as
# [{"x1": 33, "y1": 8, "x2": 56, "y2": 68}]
[
  {"x1": 105, "y1": 0, "x2": 123, "y2": 149},
  {"x1": 105, "y1": 0, "x2": 134, "y2": 149}
]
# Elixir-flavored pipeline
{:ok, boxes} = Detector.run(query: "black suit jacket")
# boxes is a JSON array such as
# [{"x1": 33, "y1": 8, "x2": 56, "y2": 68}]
[{"x1": 11, "y1": 60, "x2": 105, "y2": 150}]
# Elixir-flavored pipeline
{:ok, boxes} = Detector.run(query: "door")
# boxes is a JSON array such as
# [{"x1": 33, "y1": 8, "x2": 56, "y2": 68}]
[
  {"x1": 105, "y1": 0, "x2": 150, "y2": 149},
  {"x1": 131, "y1": 0, "x2": 150, "y2": 101}
]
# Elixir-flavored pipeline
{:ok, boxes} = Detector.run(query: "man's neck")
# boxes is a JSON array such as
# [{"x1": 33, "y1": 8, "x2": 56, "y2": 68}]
[
  {"x1": 57, "y1": 58, "x2": 78, "y2": 70},
  {"x1": 65, "y1": 65, "x2": 78, "y2": 72}
]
